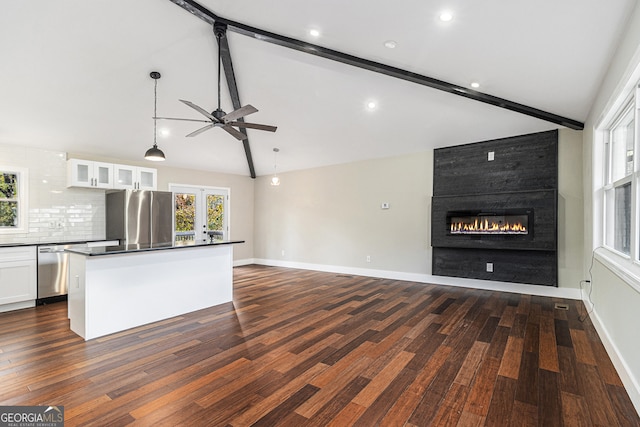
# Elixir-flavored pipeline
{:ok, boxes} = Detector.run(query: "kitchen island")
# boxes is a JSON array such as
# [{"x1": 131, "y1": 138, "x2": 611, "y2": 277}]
[{"x1": 66, "y1": 240, "x2": 243, "y2": 340}]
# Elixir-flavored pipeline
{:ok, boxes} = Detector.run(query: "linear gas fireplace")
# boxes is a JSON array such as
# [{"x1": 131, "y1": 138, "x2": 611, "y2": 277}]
[
  {"x1": 432, "y1": 192, "x2": 553, "y2": 251},
  {"x1": 447, "y1": 210, "x2": 532, "y2": 237}
]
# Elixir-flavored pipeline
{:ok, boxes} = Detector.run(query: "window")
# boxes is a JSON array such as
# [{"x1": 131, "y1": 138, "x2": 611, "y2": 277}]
[
  {"x1": 0, "y1": 167, "x2": 28, "y2": 233},
  {"x1": 602, "y1": 91, "x2": 637, "y2": 258}
]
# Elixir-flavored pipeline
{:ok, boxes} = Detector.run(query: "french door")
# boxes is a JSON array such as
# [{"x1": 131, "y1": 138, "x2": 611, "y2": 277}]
[{"x1": 171, "y1": 185, "x2": 229, "y2": 245}]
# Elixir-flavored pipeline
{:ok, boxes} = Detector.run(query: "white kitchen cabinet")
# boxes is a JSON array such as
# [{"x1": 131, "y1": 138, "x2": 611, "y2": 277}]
[
  {"x1": 67, "y1": 160, "x2": 157, "y2": 190},
  {"x1": 67, "y1": 159, "x2": 114, "y2": 189},
  {"x1": 113, "y1": 165, "x2": 157, "y2": 190},
  {"x1": 0, "y1": 246, "x2": 37, "y2": 313}
]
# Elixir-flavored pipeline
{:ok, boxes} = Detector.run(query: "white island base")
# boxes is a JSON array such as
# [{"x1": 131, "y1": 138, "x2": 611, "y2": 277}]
[{"x1": 67, "y1": 243, "x2": 235, "y2": 340}]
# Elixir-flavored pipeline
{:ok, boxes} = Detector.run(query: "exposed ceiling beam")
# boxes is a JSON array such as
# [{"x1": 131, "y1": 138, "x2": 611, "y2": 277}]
[
  {"x1": 169, "y1": 0, "x2": 584, "y2": 131},
  {"x1": 214, "y1": 23, "x2": 256, "y2": 178}
]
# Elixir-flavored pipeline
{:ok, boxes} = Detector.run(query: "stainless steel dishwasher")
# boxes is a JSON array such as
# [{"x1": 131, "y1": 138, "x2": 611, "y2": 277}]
[
  {"x1": 37, "y1": 244, "x2": 82, "y2": 303},
  {"x1": 37, "y1": 241, "x2": 117, "y2": 304}
]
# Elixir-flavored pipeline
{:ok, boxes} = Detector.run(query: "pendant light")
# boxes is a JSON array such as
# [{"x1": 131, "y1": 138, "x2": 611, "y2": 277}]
[
  {"x1": 144, "y1": 71, "x2": 166, "y2": 161},
  {"x1": 271, "y1": 148, "x2": 280, "y2": 186}
]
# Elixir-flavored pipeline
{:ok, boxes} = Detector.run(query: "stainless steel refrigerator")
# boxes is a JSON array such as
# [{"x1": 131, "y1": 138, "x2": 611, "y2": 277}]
[{"x1": 106, "y1": 190, "x2": 173, "y2": 246}]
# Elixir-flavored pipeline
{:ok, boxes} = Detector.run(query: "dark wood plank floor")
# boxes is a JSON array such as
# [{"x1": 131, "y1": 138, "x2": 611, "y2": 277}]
[{"x1": 0, "y1": 265, "x2": 638, "y2": 426}]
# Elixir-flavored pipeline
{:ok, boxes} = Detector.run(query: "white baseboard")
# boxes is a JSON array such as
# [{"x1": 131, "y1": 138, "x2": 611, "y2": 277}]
[
  {"x1": 246, "y1": 258, "x2": 581, "y2": 300},
  {"x1": 233, "y1": 258, "x2": 255, "y2": 267},
  {"x1": 583, "y1": 298, "x2": 640, "y2": 416},
  {"x1": 0, "y1": 300, "x2": 35, "y2": 313}
]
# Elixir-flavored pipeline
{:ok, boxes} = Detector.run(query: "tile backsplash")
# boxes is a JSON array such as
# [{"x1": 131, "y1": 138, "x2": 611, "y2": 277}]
[{"x1": 0, "y1": 143, "x2": 105, "y2": 244}]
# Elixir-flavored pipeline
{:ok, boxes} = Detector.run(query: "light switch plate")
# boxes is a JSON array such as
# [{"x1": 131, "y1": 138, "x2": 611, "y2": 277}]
[
  {"x1": 381, "y1": 202, "x2": 390, "y2": 209},
  {"x1": 488, "y1": 151, "x2": 495, "y2": 161}
]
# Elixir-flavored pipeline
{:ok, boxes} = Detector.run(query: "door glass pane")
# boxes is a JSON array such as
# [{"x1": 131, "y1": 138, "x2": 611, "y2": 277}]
[
  {"x1": 117, "y1": 169, "x2": 133, "y2": 186},
  {"x1": 175, "y1": 193, "x2": 196, "y2": 245},
  {"x1": 77, "y1": 164, "x2": 89, "y2": 183},
  {"x1": 97, "y1": 166, "x2": 110, "y2": 184},
  {"x1": 614, "y1": 182, "x2": 631, "y2": 255},
  {"x1": 207, "y1": 194, "x2": 224, "y2": 241},
  {"x1": 140, "y1": 170, "x2": 154, "y2": 188}
]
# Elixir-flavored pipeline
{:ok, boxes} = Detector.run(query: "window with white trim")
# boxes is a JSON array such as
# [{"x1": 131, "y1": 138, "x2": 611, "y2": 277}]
[
  {"x1": 0, "y1": 167, "x2": 28, "y2": 233},
  {"x1": 602, "y1": 88, "x2": 638, "y2": 258}
]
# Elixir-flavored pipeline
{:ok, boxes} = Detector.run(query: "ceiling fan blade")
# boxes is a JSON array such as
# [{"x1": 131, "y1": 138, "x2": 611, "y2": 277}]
[
  {"x1": 185, "y1": 124, "x2": 214, "y2": 137},
  {"x1": 222, "y1": 124, "x2": 248, "y2": 140},
  {"x1": 221, "y1": 104, "x2": 258, "y2": 122},
  {"x1": 154, "y1": 116, "x2": 211, "y2": 123},
  {"x1": 228, "y1": 121, "x2": 277, "y2": 132},
  {"x1": 179, "y1": 99, "x2": 218, "y2": 122}
]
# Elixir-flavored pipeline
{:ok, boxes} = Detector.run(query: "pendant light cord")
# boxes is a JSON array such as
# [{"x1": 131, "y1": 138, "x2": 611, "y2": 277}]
[
  {"x1": 273, "y1": 148, "x2": 279, "y2": 174},
  {"x1": 153, "y1": 78, "x2": 158, "y2": 147}
]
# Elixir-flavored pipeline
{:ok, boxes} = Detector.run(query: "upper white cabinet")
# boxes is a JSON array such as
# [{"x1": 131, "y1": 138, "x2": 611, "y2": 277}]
[
  {"x1": 67, "y1": 160, "x2": 156, "y2": 190},
  {"x1": 113, "y1": 165, "x2": 157, "y2": 190},
  {"x1": 67, "y1": 159, "x2": 114, "y2": 189}
]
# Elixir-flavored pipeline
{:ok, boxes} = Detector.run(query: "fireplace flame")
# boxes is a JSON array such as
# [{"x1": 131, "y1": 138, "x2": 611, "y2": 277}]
[{"x1": 450, "y1": 218, "x2": 527, "y2": 235}]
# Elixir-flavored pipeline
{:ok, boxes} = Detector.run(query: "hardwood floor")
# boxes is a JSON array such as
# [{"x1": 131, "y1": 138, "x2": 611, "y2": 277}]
[{"x1": 0, "y1": 265, "x2": 638, "y2": 426}]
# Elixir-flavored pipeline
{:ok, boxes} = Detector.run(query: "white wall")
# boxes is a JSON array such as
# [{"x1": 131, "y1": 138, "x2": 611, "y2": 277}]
[
  {"x1": 254, "y1": 151, "x2": 432, "y2": 273},
  {"x1": 558, "y1": 129, "x2": 585, "y2": 290},
  {"x1": 582, "y1": 1, "x2": 640, "y2": 411},
  {"x1": 254, "y1": 129, "x2": 584, "y2": 295}
]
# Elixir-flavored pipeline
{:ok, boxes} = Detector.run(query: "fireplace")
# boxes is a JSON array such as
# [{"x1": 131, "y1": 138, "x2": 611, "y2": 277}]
[
  {"x1": 447, "y1": 209, "x2": 532, "y2": 238},
  {"x1": 431, "y1": 130, "x2": 558, "y2": 286},
  {"x1": 431, "y1": 191, "x2": 555, "y2": 251}
]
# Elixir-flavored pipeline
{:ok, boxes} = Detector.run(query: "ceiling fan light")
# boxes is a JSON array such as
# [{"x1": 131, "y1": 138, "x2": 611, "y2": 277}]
[{"x1": 144, "y1": 144, "x2": 166, "y2": 161}]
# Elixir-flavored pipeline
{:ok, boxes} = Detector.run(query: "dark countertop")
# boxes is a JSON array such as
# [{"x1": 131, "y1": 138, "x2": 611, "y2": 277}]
[
  {"x1": 65, "y1": 240, "x2": 245, "y2": 257},
  {"x1": 0, "y1": 239, "x2": 119, "y2": 248}
]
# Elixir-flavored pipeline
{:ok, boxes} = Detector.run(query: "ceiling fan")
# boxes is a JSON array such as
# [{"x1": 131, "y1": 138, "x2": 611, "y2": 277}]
[{"x1": 154, "y1": 29, "x2": 277, "y2": 141}]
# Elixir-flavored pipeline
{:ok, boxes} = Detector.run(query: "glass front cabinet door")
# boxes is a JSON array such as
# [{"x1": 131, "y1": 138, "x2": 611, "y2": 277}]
[{"x1": 67, "y1": 159, "x2": 113, "y2": 189}]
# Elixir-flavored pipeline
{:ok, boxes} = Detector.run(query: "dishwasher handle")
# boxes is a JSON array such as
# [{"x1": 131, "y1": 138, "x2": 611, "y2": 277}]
[{"x1": 38, "y1": 247, "x2": 66, "y2": 254}]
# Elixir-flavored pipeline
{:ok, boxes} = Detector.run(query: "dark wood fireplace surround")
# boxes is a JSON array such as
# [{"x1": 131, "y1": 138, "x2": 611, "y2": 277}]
[{"x1": 431, "y1": 130, "x2": 558, "y2": 286}]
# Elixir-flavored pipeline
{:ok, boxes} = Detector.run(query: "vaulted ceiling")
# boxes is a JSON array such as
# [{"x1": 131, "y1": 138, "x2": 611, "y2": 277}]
[{"x1": 0, "y1": 0, "x2": 636, "y2": 176}]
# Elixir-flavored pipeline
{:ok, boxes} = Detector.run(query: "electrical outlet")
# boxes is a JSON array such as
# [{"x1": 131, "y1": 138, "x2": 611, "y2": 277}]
[
  {"x1": 281, "y1": 250, "x2": 285, "y2": 257},
  {"x1": 486, "y1": 262, "x2": 493, "y2": 273},
  {"x1": 366, "y1": 255, "x2": 371, "y2": 263}
]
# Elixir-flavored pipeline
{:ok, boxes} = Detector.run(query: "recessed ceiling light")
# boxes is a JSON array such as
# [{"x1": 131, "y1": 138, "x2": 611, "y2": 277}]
[
  {"x1": 439, "y1": 11, "x2": 453, "y2": 22},
  {"x1": 384, "y1": 40, "x2": 397, "y2": 49},
  {"x1": 366, "y1": 101, "x2": 377, "y2": 111},
  {"x1": 309, "y1": 29, "x2": 320, "y2": 37},
  {"x1": 470, "y1": 82, "x2": 480, "y2": 89}
]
